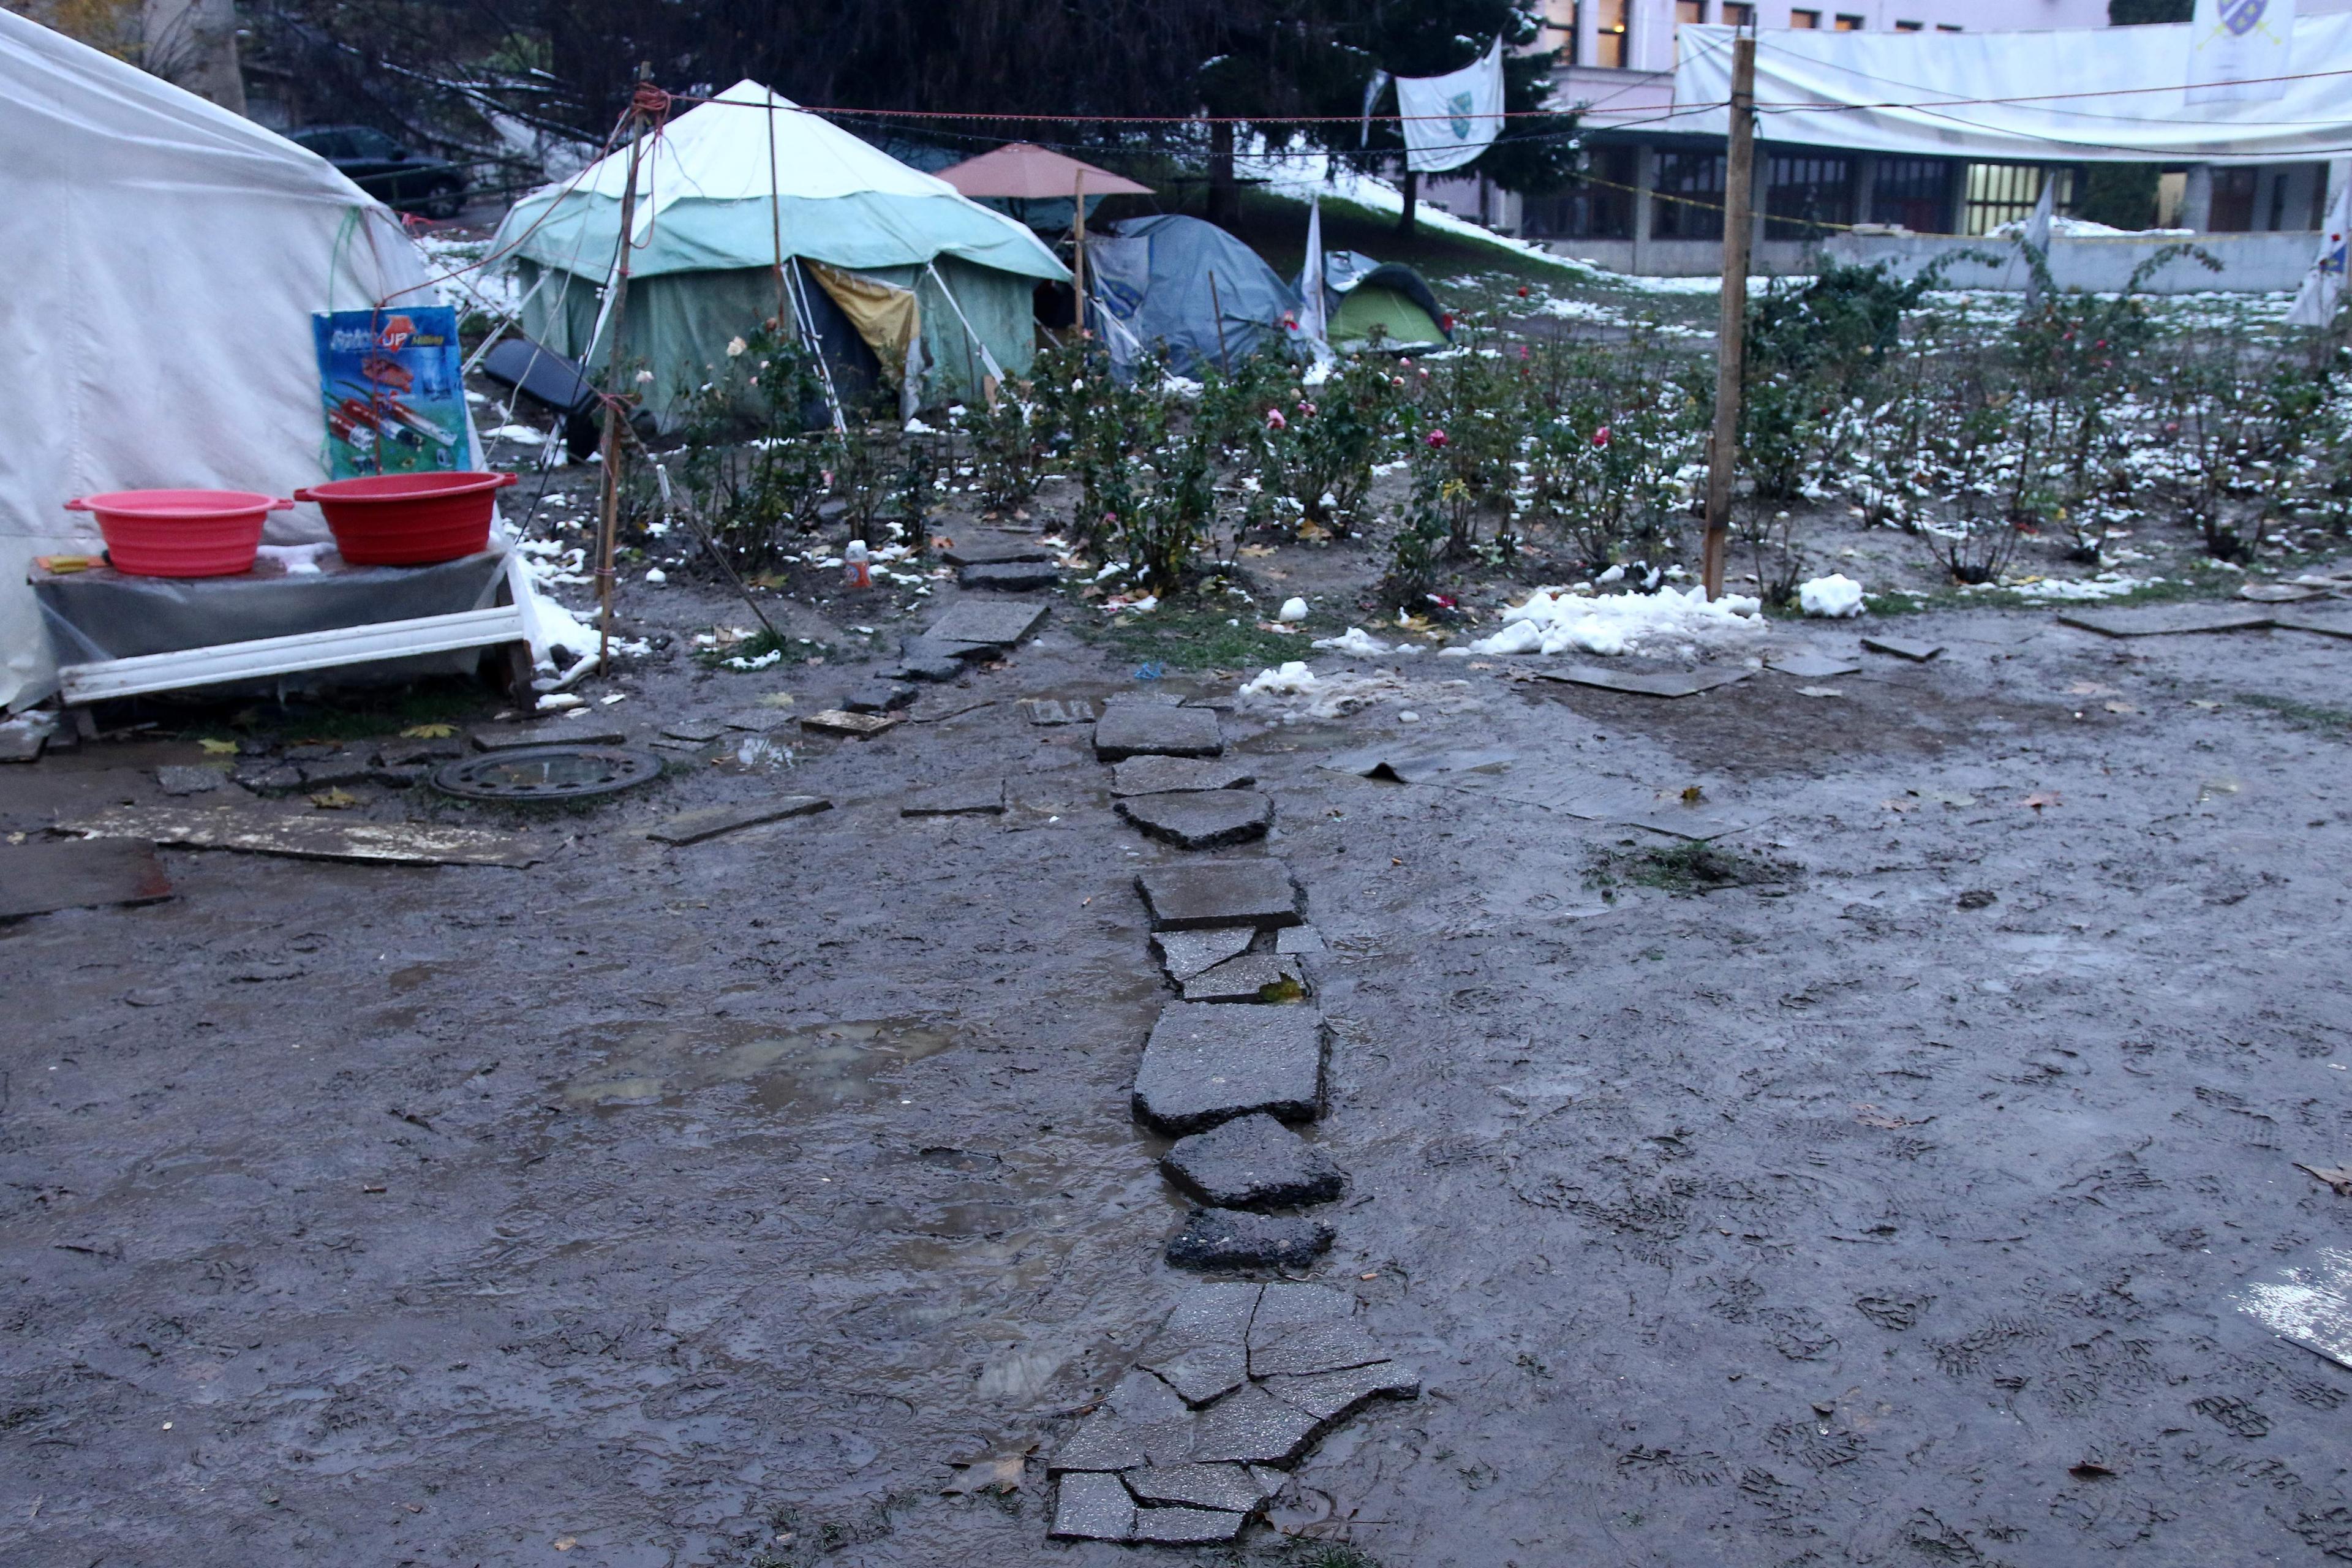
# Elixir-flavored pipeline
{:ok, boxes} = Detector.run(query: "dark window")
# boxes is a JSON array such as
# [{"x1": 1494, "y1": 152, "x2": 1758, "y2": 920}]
[
  {"x1": 1936, "y1": 22, "x2": 1961, "y2": 29},
  {"x1": 1766, "y1": 153, "x2": 1853, "y2": 240},
  {"x1": 1654, "y1": 151, "x2": 1726, "y2": 240},
  {"x1": 1871, "y1": 156, "x2": 1950, "y2": 232},
  {"x1": 1722, "y1": 1, "x2": 1754, "y2": 21},
  {"x1": 1528, "y1": 145, "x2": 1638, "y2": 238},
  {"x1": 1834, "y1": 12, "x2": 1864, "y2": 26},
  {"x1": 1677, "y1": 0, "x2": 1704, "y2": 21},
  {"x1": 2209, "y1": 167, "x2": 2258, "y2": 232},
  {"x1": 1962, "y1": 163, "x2": 2070, "y2": 236},
  {"x1": 1789, "y1": 8, "x2": 1820, "y2": 25},
  {"x1": 1894, "y1": 18, "x2": 1923, "y2": 27},
  {"x1": 348, "y1": 127, "x2": 402, "y2": 159}
]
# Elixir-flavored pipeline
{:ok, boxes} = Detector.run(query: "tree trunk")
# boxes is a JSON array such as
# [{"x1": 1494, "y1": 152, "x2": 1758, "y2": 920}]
[
  {"x1": 1208, "y1": 121, "x2": 1236, "y2": 225},
  {"x1": 1398, "y1": 168, "x2": 1419, "y2": 237}
]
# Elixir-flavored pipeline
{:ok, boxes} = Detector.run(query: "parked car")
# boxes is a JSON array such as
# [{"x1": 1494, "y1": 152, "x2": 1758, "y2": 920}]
[{"x1": 289, "y1": 125, "x2": 466, "y2": 218}]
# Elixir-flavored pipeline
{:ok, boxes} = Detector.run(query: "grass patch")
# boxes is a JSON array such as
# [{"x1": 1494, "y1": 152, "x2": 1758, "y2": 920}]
[
  {"x1": 2236, "y1": 692, "x2": 2352, "y2": 734},
  {"x1": 1589, "y1": 840, "x2": 1798, "y2": 897},
  {"x1": 1084, "y1": 601, "x2": 1308, "y2": 673}
]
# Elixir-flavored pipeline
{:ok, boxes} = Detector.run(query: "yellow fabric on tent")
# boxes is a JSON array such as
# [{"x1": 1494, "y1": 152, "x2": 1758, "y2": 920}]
[{"x1": 807, "y1": 262, "x2": 921, "y2": 389}]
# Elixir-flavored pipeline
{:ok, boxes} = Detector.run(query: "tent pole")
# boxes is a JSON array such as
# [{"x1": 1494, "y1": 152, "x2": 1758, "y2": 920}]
[
  {"x1": 1072, "y1": 168, "x2": 1088, "y2": 337},
  {"x1": 1702, "y1": 29, "x2": 1756, "y2": 603},
  {"x1": 767, "y1": 91, "x2": 790, "y2": 330},
  {"x1": 1207, "y1": 270, "x2": 1232, "y2": 375},
  {"x1": 594, "y1": 90, "x2": 652, "y2": 674}
]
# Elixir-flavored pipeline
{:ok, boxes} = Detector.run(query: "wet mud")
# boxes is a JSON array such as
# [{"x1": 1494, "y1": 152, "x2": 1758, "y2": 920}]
[{"x1": 6, "y1": 599, "x2": 2351, "y2": 1566}]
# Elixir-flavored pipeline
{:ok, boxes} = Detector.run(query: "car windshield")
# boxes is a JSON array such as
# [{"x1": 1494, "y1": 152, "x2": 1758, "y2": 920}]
[{"x1": 347, "y1": 128, "x2": 403, "y2": 159}]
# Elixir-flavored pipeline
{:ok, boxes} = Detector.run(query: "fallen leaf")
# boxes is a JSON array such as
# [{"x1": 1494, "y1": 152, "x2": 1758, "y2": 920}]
[
  {"x1": 198, "y1": 739, "x2": 238, "y2": 755},
  {"x1": 1238, "y1": 544, "x2": 1277, "y2": 557},
  {"x1": 309, "y1": 788, "x2": 360, "y2": 810},
  {"x1": 1681, "y1": 785, "x2": 1706, "y2": 804},
  {"x1": 554, "y1": 1538, "x2": 578, "y2": 1552},
  {"x1": 2025, "y1": 791, "x2": 2062, "y2": 810},
  {"x1": 401, "y1": 723, "x2": 455, "y2": 739},
  {"x1": 2294, "y1": 1161, "x2": 2352, "y2": 1196}
]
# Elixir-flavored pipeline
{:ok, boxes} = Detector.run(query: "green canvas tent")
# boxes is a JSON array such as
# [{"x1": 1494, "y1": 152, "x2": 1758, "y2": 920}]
[
  {"x1": 1300, "y1": 251, "x2": 1453, "y2": 355},
  {"x1": 492, "y1": 81, "x2": 1068, "y2": 425}
]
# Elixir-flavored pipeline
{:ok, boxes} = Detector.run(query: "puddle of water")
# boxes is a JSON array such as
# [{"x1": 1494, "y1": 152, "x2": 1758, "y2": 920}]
[
  {"x1": 564, "y1": 1017, "x2": 953, "y2": 1112},
  {"x1": 711, "y1": 734, "x2": 796, "y2": 771}
]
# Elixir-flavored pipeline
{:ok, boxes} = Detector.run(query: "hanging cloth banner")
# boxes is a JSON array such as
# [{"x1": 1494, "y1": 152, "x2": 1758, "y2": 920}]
[
  {"x1": 1395, "y1": 38, "x2": 1505, "y2": 173},
  {"x1": 2186, "y1": 0, "x2": 2295, "y2": 104},
  {"x1": 1360, "y1": 70, "x2": 1393, "y2": 148},
  {"x1": 2287, "y1": 177, "x2": 2350, "y2": 326},
  {"x1": 2021, "y1": 175, "x2": 2056, "y2": 308},
  {"x1": 1296, "y1": 196, "x2": 1331, "y2": 352}
]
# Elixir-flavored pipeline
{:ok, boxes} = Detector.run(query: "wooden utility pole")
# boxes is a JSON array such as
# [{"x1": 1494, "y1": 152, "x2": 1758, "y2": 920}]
[
  {"x1": 594, "y1": 84, "x2": 652, "y2": 669},
  {"x1": 1702, "y1": 30, "x2": 1757, "y2": 601}
]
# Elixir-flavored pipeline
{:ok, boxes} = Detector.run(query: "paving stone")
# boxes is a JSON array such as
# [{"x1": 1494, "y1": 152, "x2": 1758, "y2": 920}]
[
  {"x1": 1133, "y1": 1003, "x2": 1325, "y2": 1134},
  {"x1": 0, "y1": 839, "x2": 172, "y2": 918},
  {"x1": 1261, "y1": 1360, "x2": 1421, "y2": 1422},
  {"x1": 1163, "y1": 1113, "x2": 1346, "y2": 1209},
  {"x1": 232, "y1": 762, "x2": 304, "y2": 794},
  {"x1": 367, "y1": 765, "x2": 428, "y2": 790},
  {"x1": 1153, "y1": 927, "x2": 1254, "y2": 984},
  {"x1": 1250, "y1": 1315, "x2": 1387, "y2": 1379},
  {"x1": 659, "y1": 718, "x2": 728, "y2": 743},
  {"x1": 901, "y1": 777, "x2": 1006, "y2": 816},
  {"x1": 943, "y1": 541, "x2": 1055, "y2": 567},
  {"x1": 1110, "y1": 755, "x2": 1258, "y2": 796},
  {"x1": 1093, "y1": 703, "x2": 1224, "y2": 762},
  {"x1": 1186, "y1": 1381, "x2": 1325, "y2": 1466},
  {"x1": 1274, "y1": 925, "x2": 1325, "y2": 956},
  {"x1": 1051, "y1": 1368, "x2": 1195, "y2": 1472},
  {"x1": 1860, "y1": 635, "x2": 1945, "y2": 661},
  {"x1": 1764, "y1": 650, "x2": 1863, "y2": 679},
  {"x1": 154, "y1": 765, "x2": 223, "y2": 796},
  {"x1": 647, "y1": 796, "x2": 831, "y2": 845},
  {"x1": 1128, "y1": 1505, "x2": 1246, "y2": 1544},
  {"x1": 472, "y1": 726, "x2": 626, "y2": 752},
  {"x1": 1141, "y1": 1341, "x2": 1249, "y2": 1408},
  {"x1": 1049, "y1": 1472, "x2": 1134, "y2": 1541},
  {"x1": 1167, "y1": 1207, "x2": 1335, "y2": 1270},
  {"x1": 296, "y1": 750, "x2": 378, "y2": 790},
  {"x1": 1118, "y1": 789, "x2": 1272, "y2": 850},
  {"x1": 2056, "y1": 604, "x2": 2272, "y2": 638},
  {"x1": 1537, "y1": 664, "x2": 1754, "y2": 699},
  {"x1": 1182, "y1": 952, "x2": 1306, "y2": 1004},
  {"x1": 382, "y1": 739, "x2": 465, "y2": 766},
  {"x1": 959, "y1": 560, "x2": 1061, "y2": 590},
  {"x1": 722, "y1": 709, "x2": 793, "y2": 732},
  {"x1": 800, "y1": 709, "x2": 901, "y2": 738},
  {"x1": 1017, "y1": 696, "x2": 1098, "y2": 725},
  {"x1": 1247, "y1": 1284, "x2": 1357, "y2": 1341},
  {"x1": 1123, "y1": 1463, "x2": 1272, "y2": 1513},
  {"x1": 889, "y1": 650, "x2": 971, "y2": 683},
  {"x1": 839, "y1": 682, "x2": 917, "y2": 715},
  {"x1": 1136, "y1": 860, "x2": 1302, "y2": 932},
  {"x1": 925, "y1": 600, "x2": 1048, "y2": 648}
]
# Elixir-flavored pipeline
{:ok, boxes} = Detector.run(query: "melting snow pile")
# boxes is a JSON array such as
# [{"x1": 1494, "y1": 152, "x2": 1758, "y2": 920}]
[
  {"x1": 1240, "y1": 662, "x2": 1321, "y2": 696},
  {"x1": 1799, "y1": 573, "x2": 1866, "y2": 618},
  {"x1": 1986, "y1": 573, "x2": 2162, "y2": 602},
  {"x1": 1461, "y1": 586, "x2": 1763, "y2": 658},
  {"x1": 1311, "y1": 627, "x2": 1402, "y2": 658}
]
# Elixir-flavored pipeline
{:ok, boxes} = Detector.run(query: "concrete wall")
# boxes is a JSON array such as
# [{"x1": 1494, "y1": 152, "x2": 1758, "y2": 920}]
[{"x1": 1818, "y1": 232, "x2": 2320, "y2": 292}]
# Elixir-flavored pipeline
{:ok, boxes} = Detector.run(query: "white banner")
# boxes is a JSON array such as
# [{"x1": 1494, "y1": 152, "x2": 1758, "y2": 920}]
[
  {"x1": 2186, "y1": 0, "x2": 2296, "y2": 104},
  {"x1": 1396, "y1": 37, "x2": 1505, "y2": 175},
  {"x1": 2287, "y1": 176, "x2": 2350, "y2": 326}
]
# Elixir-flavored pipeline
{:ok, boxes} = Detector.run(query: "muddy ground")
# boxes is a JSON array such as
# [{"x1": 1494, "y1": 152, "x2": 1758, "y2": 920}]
[{"x1": 6, "y1": 562, "x2": 2352, "y2": 1567}]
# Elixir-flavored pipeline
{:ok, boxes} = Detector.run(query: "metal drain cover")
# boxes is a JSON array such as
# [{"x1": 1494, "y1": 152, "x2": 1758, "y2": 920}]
[{"x1": 430, "y1": 745, "x2": 664, "y2": 802}]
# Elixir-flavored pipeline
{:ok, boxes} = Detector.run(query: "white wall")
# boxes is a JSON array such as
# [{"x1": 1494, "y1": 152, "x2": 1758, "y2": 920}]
[{"x1": 1537, "y1": 0, "x2": 2110, "y2": 77}]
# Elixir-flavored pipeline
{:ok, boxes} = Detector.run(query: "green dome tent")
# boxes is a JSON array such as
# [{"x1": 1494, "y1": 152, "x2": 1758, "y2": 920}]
[
  {"x1": 1300, "y1": 251, "x2": 1453, "y2": 355},
  {"x1": 492, "y1": 82, "x2": 1069, "y2": 424}
]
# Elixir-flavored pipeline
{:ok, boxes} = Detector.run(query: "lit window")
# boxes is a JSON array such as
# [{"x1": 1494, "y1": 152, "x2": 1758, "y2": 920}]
[
  {"x1": 1789, "y1": 8, "x2": 1820, "y2": 26},
  {"x1": 1834, "y1": 12, "x2": 1864, "y2": 27},
  {"x1": 1678, "y1": 0, "x2": 1704, "y2": 23},
  {"x1": 1595, "y1": 0, "x2": 1630, "y2": 67}
]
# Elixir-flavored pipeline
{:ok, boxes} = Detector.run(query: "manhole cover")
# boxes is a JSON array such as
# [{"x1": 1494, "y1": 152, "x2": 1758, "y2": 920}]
[{"x1": 430, "y1": 745, "x2": 663, "y2": 802}]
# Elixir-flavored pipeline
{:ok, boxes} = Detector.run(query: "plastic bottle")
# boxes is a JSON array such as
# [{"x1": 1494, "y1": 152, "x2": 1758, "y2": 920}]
[{"x1": 843, "y1": 539, "x2": 872, "y2": 589}]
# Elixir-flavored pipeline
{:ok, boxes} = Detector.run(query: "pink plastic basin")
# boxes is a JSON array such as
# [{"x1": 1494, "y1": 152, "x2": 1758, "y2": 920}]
[
  {"x1": 64, "y1": 489, "x2": 292, "y2": 578},
  {"x1": 294, "y1": 471, "x2": 518, "y2": 566}
]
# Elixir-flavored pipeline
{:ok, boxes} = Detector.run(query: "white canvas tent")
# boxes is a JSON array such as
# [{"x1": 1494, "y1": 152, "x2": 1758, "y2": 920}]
[
  {"x1": 0, "y1": 10, "x2": 445, "y2": 710},
  {"x1": 1675, "y1": 16, "x2": 2352, "y2": 162},
  {"x1": 495, "y1": 81, "x2": 1071, "y2": 424}
]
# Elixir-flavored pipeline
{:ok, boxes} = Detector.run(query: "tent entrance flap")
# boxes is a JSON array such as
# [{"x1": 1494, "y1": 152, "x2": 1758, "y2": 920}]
[{"x1": 807, "y1": 262, "x2": 922, "y2": 397}]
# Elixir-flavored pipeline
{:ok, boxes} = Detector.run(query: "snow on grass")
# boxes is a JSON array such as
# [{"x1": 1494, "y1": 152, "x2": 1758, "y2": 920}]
[{"x1": 1463, "y1": 584, "x2": 1764, "y2": 658}]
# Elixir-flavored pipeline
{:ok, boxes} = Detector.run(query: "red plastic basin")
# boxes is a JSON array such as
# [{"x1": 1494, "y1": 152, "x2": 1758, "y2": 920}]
[
  {"x1": 64, "y1": 489, "x2": 292, "y2": 578},
  {"x1": 295, "y1": 471, "x2": 518, "y2": 566}
]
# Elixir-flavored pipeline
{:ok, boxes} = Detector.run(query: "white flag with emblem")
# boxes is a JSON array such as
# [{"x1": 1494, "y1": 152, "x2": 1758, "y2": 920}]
[
  {"x1": 1395, "y1": 37, "x2": 1506, "y2": 174},
  {"x1": 2186, "y1": 0, "x2": 2296, "y2": 104}
]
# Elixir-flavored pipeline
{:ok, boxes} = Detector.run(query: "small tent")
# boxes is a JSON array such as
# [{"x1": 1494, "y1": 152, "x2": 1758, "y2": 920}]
[
  {"x1": 1303, "y1": 251, "x2": 1452, "y2": 355},
  {"x1": 1086, "y1": 215, "x2": 1300, "y2": 379},
  {"x1": 494, "y1": 83, "x2": 1069, "y2": 424},
  {"x1": 0, "y1": 10, "x2": 444, "y2": 710}
]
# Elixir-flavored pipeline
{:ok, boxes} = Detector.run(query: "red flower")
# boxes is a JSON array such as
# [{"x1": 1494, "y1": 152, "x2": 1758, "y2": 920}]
[
  {"x1": 1426, "y1": 429, "x2": 1449, "y2": 448},
  {"x1": 1265, "y1": 407, "x2": 1287, "y2": 431},
  {"x1": 1516, "y1": 285, "x2": 1529, "y2": 298},
  {"x1": 1591, "y1": 426, "x2": 1611, "y2": 448},
  {"x1": 1297, "y1": 398, "x2": 1317, "y2": 416},
  {"x1": 1440, "y1": 313, "x2": 1456, "y2": 331}
]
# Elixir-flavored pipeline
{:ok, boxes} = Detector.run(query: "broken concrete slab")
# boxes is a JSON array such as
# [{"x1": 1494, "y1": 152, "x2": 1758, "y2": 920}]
[
  {"x1": 1249, "y1": 1287, "x2": 1387, "y2": 1378},
  {"x1": 2236, "y1": 1244, "x2": 2352, "y2": 1372},
  {"x1": 1260, "y1": 1361, "x2": 1421, "y2": 1423},
  {"x1": 839, "y1": 682, "x2": 917, "y2": 715},
  {"x1": 659, "y1": 718, "x2": 728, "y2": 744},
  {"x1": 1137, "y1": 1283, "x2": 1259, "y2": 1408},
  {"x1": 924, "y1": 600, "x2": 1048, "y2": 649},
  {"x1": 2274, "y1": 605, "x2": 2352, "y2": 640},
  {"x1": 1127, "y1": 1505, "x2": 1246, "y2": 1544},
  {"x1": 2058, "y1": 604, "x2": 2275, "y2": 638},
  {"x1": 1094, "y1": 703, "x2": 1224, "y2": 763},
  {"x1": 0, "y1": 712, "x2": 56, "y2": 763},
  {"x1": 943, "y1": 540, "x2": 1055, "y2": 567},
  {"x1": 67, "y1": 805, "x2": 540, "y2": 867},
  {"x1": 1321, "y1": 745, "x2": 1517, "y2": 784},
  {"x1": 1049, "y1": 1472, "x2": 1134, "y2": 1541},
  {"x1": 1136, "y1": 859, "x2": 1302, "y2": 932},
  {"x1": 2238, "y1": 581, "x2": 2328, "y2": 603},
  {"x1": 1118, "y1": 790, "x2": 1272, "y2": 851},
  {"x1": 1017, "y1": 696, "x2": 1098, "y2": 726},
  {"x1": 1122, "y1": 1463, "x2": 1273, "y2": 1513},
  {"x1": 1765, "y1": 650, "x2": 1863, "y2": 679},
  {"x1": 901, "y1": 777, "x2": 1006, "y2": 816},
  {"x1": 1133, "y1": 1003, "x2": 1325, "y2": 1134},
  {"x1": 0, "y1": 839, "x2": 172, "y2": 919},
  {"x1": 472, "y1": 726, "x2": 626, "y2": 752},
  {"x1": 800, "y1": 709, "x2": 901, "y2": 739},
  {"x1": 1537, "y1": 664, "x2": 1754, "y2": 698},
  {"x1": 1182, "y1": 953, "x2": 1306, "y2": 1004},
  {"x1": 1142, "y1": 1341, "x2": 1250, "y2": 1409},
  {"x1": 1163, "y1": 1113, "x2": 1346, "y2": 1209},
  {"x1": 1275, "y1": 925, "x2": 1325, "y2": 956},
  {"x1": 154, "y1": 765, "x2": 224, "y2": 797},
  {"x1": 647, "y1": 796, "x2": 831, "y2": 845},
  {"x1": 889, "y1": 650, "x2": 970, "y2": 683},
  {"x1": 1153, "y1": 926, "x2": 1256, "y2": 983},
  {"x1": 1052, "y1": 1368, "x2": 1196, "y2": 1474},
  {"x1": 721, "y1": 708, "x2": 793, "y2": 733},
  {"x1": 959, "y1": 561, "x2": 1061, "y2": 590},
  {"x1": 1186, "y1": 1381, "x2": 1326, "y2": 1466},
  {"x1": 1110, "y1": 755, "x2": 1257, "y2": 796},
  {"x1": 1860, "y1": 635, "x2": 1946, "y2": 662}
]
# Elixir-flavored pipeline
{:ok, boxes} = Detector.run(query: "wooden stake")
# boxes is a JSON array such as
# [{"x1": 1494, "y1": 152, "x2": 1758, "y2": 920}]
[
  {"x1": 595, "y1": 93, "x2": 649, "y2": 669},
  {"x1": 1702, "y1": 30, "x2": 1757, "y2": 602}
]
